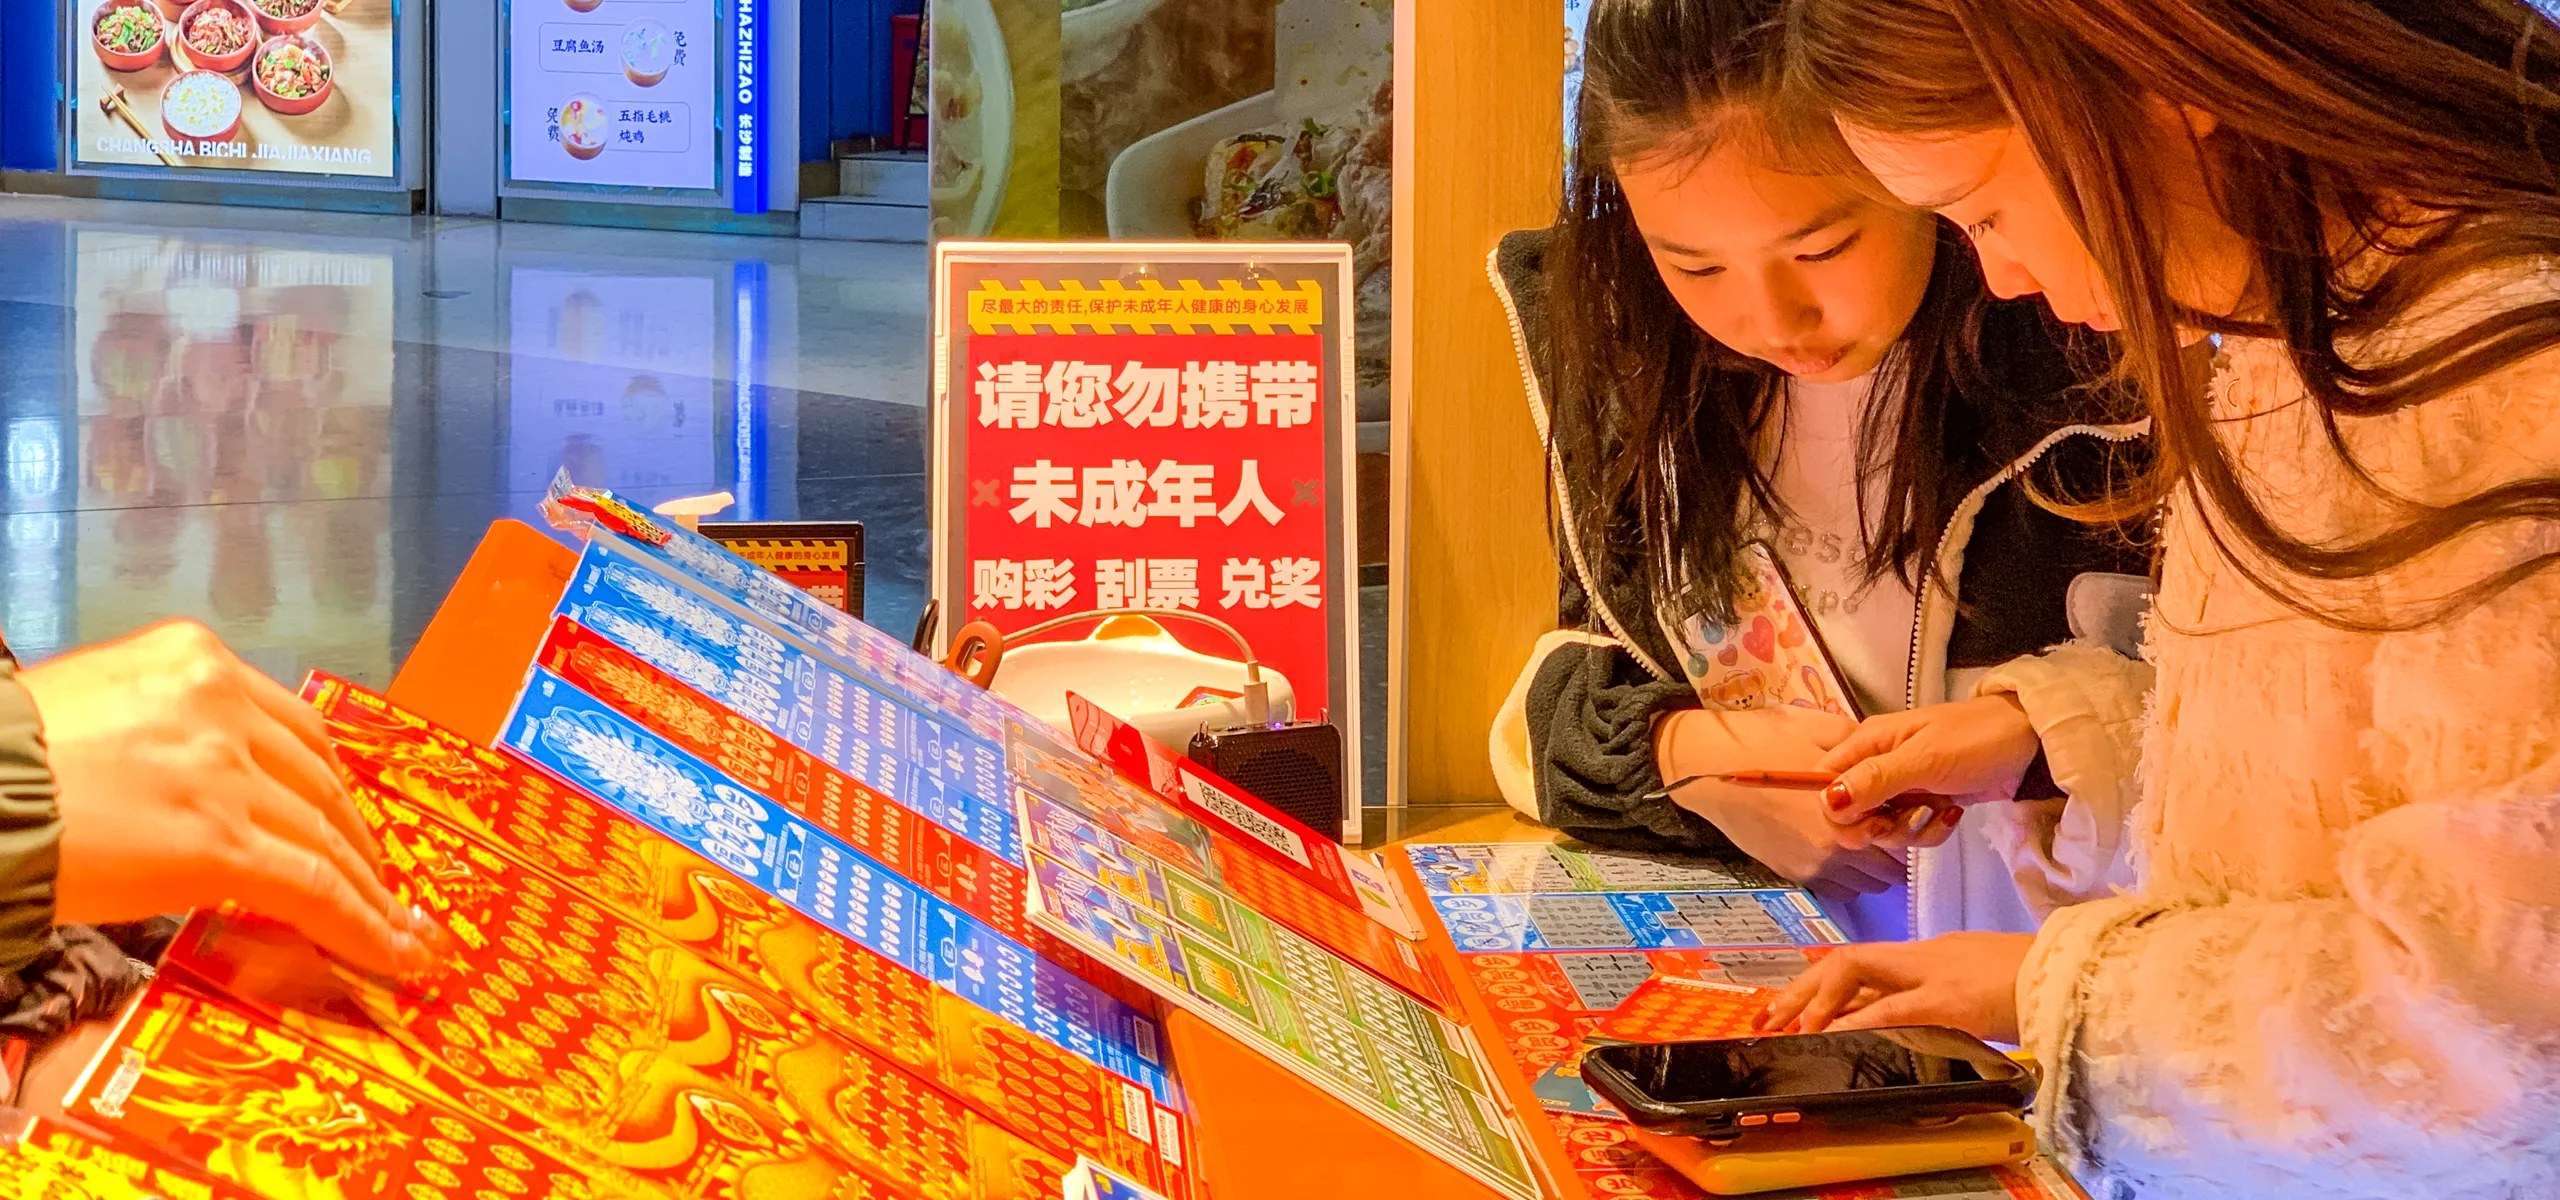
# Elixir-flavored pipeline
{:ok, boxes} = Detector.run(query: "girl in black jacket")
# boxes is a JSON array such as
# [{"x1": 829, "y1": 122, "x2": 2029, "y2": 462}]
[{"x1": 1489, "y1": 0, "x2": 2152, "y2": 942}]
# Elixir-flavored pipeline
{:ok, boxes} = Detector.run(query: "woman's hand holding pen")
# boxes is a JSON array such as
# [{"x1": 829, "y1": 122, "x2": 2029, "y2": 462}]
[
  {"x1": 1654, "y1": 706, "x2": 1907, "y2": 898},
  {"x1": 1816, "y1": 694, "x2": 2044, "y2": 848}
]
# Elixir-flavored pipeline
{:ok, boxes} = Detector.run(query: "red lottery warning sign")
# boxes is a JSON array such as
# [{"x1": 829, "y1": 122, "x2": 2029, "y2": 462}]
[
  {"x1": 963, "y1": 332, "x2": 1332, "y2": 707},
  {"x1": 933, "y1": 246, "x2": 1358, "y2": 771}
]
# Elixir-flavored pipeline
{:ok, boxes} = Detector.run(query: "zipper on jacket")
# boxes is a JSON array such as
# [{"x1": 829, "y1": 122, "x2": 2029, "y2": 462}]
[
  {"x1": 1897, "y1": 418, "x2": 2149, "y2": 937},
  {"x1": 1486, "y1": 244, "x2": 1674, "y2": 683}
]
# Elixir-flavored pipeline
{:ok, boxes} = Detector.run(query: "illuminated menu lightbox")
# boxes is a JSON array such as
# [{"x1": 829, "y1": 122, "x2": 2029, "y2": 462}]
[{"x1": 506, "y1": 0, "x2": 717, "y2": 190}]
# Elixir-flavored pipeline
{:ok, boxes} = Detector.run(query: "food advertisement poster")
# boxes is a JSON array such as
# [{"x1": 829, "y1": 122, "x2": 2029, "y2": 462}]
[
  {"x1": 934, "y1": 0, "x2": 1391, "y2": 422},
  {"x1": 71, "y1": 0, "x2": 397, "y2": 178},
  {"x1": 932, "y1": 244, "x2": 1358, "y2": 769},
  {"x1": 506, "y1": 0, "x2": 716, "y2": 189}
]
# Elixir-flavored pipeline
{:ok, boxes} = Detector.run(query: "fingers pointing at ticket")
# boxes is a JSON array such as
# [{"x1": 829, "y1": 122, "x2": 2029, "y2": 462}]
[{"x1": 20, "y1": 620, "x2": 450, "y2": 982}]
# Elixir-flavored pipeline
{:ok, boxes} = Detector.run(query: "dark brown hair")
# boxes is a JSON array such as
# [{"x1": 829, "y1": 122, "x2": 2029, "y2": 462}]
[
  {"x1": 1785, "y1": 0, "x2": 2560, "y2": 627},
  {"x1": 1555, "y1": 0, "x2": 2106, "y2": 625}
]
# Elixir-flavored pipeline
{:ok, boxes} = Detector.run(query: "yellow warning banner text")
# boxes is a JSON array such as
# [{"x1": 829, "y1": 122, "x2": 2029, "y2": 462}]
[{"x1": 967, "y1": 278, "x2": 1325, "y2": 335}]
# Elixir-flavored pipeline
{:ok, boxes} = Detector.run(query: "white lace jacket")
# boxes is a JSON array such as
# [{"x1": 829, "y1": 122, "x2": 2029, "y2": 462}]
[{"x1": 2019, "y1": 278, "x2": 2560, "y2": 1199}]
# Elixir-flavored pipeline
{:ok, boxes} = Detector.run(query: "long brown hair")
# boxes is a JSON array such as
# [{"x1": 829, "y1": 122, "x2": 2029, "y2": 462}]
[
  {"x1": 1784, "y1": 0, "x2": 2560, "y2": 627},
  {"x1": 1556, "y1": 0, "x2": 2105, "y2": 626}
]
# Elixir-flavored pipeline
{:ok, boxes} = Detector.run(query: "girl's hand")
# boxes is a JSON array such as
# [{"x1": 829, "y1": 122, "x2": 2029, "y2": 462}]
[
  {"x1": 1656, "y1": 707, "x2": 1904, "y2": 896},
  {"x1": 1753, "y1": 932, "x2": 2032, "y2": 1043},
  {"x1": 1817, "y1": 695, "x2": 2042, "y2": 835}
]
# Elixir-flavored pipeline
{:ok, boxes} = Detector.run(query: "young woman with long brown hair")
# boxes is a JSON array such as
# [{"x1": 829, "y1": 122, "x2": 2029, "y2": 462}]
[
  {"x1": 1487, "y1": 0, "x2": 2155, "y2": 945},
  {"x1": 1760, "y1": 1, "x2": 2560, "y2": 1194}
]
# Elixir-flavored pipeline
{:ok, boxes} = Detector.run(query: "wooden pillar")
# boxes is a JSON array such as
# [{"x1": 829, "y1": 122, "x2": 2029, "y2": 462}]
[{"x1": 1387, "y1": 0, "x2": 1564, "y2": 808}]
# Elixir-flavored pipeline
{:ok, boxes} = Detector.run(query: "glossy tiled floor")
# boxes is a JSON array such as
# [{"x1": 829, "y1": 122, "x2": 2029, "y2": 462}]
[{"x1": 0, "y1": 194, "x2": 934, "y2": 688}]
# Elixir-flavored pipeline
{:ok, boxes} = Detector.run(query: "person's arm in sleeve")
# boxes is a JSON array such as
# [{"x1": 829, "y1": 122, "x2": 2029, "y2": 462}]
[
  {"x1": 1516, "y1": 636, "x2": 1728, "y2": 853},
  {"x1": 2020, "y1": 585, "x2": 2560, "y2": 1191},
  {"x1": 1965, "y1": 642, "x2": 2150, "y2": 917},
  {"x1": 0, "y1": 652, "x2": 61, "y2": 976}
]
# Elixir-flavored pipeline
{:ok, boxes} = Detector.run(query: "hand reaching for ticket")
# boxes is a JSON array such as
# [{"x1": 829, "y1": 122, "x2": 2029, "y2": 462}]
[
  {"x1": 20, "y1": 621, "x2": 447, "y2": 981},
  {"x1": 1753, "y1": 931, "x2": 2032, "y2": 1044},
  {"x1": 1815, "y1": 695, "x2": 2042, "y2": 848}
]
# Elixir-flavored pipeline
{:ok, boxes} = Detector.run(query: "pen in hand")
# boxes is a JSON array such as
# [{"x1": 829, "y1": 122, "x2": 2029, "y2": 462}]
[{"x1": 1646, "y1": 769, "x2": 1950, "y2": 812}]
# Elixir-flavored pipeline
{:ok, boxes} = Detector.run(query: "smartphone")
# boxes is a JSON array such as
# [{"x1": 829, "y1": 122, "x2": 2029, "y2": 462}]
[{"x1": 1578, "y1": 1027, "x2": 2034, "y2": 1140}]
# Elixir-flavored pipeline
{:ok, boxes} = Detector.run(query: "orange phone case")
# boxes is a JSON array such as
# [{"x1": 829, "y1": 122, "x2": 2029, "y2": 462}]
[{"x1": 1628, "y1": 1113, "x2": 2036, "y2": 1196}]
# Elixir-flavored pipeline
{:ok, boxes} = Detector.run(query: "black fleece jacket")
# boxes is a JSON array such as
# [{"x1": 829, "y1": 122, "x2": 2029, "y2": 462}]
[{"x1": 1499, "y1": 228, "x2": 2154, "y2": 855}]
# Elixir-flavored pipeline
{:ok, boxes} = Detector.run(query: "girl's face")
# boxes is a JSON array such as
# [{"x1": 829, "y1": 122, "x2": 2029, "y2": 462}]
[
  {"x1": 1617, "y1": 140, "x2": 1937, "y2": 382},
  {"x1": 1837, "y1": 117, "x2": 2251, "y2": 335}
]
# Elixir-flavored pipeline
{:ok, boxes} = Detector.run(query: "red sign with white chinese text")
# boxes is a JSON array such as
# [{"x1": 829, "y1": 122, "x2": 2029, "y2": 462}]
[
  {"x1": 963, "y1": 331, "x2": 1332, "y2": 709},
  {"x1": 934, "y1": 246, "x2": 1358, "y2": 784}
]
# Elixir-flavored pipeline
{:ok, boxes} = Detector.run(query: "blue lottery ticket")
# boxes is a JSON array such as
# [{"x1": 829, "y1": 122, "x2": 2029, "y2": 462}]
[
  {"x1": 591, "y1": 517, "x2": 1032, "y2": 740},
  {"x1": 1068, "y1": 1159, "x2": 1176, "y2": 1200},
  {"x1": 502, "y1": 670, "x2": 1172, "y2": 1101},
  {"x1": 557, "y1": 539, "x2": 1022, "y2": 861},
  {"x1": 1429, "y1": 890, "x2": 1844, "y2": 953}
]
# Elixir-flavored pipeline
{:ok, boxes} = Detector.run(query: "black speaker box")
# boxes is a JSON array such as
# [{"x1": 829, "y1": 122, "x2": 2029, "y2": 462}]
[{"x1": 1185, "y1": 722, "x2": 1348, "y2": 842}]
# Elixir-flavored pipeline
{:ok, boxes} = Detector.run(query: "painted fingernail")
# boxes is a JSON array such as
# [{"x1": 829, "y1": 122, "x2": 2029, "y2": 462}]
[
  {"x1": 1904, "y1": 807, "x2": 1935, "y2": 837},
  {"x1": 1823, "y1": 782, "x2": 1853, "y2": 811},
  {"x1": 1940, "y1": 806, "x2": 1963, "y2": 827}
]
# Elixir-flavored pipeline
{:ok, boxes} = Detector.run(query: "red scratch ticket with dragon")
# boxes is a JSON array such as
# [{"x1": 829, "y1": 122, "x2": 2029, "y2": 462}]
[
  {"x1": 530, "y1": 618, "x2": 1146, "y2": 1012},
  {"x1": 162, "y1": 890, "x2": 1032, "y2": 1200},
  {"x1": 298, "y1": 675, "x2": 1193, "y2": 1199},
  {"x1": 62, "y1": 972, "x2": 680, "y2": 1200},
  {"x1": 0, "y1": 1114, "x2": 263, "y2": 1200}
]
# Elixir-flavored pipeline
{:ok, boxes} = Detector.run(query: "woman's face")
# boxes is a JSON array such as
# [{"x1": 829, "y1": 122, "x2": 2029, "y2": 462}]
[
  {"x1": 1616, "y1": 140, "x2": 1937, "y2": 382},
  {"x1": 1837, "y1": 117, "x2": 2249, "y2": 334}
]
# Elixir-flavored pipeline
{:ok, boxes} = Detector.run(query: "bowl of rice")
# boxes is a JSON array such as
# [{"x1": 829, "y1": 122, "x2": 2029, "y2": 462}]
[
  {"x1": 91, "y1": 0, "x2": 167, "y2": 73},
  {"x1": 251, "y1": 33, "x2": 332, "y2": 115},
  {"x1": 161, "y1": 70, "x2": 243, "y2": 143}
]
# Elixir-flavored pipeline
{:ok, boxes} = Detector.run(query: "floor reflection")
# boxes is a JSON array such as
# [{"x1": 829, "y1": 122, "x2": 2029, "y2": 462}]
[{"x1": 0, "y1": 195, "x2": 931, "y2": 687}]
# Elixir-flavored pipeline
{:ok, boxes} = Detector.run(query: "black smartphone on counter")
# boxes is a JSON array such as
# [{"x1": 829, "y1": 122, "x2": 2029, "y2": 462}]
[{"x1": 1579, "y1": 1027, "x2": 2034, "y2": 1140}]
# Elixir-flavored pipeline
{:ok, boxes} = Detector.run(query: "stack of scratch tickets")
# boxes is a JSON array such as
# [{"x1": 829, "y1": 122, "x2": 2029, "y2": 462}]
[
  {"x1": 0, "y1": 480, "x2": 1534, "y2": 1200},
  {"x1": 1408, "y1": 841, "x2": 2090, "y2": 1200}
]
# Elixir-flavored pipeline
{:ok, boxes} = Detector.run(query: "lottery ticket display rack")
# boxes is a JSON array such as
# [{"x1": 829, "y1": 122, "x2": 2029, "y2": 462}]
[
  {"x1": 1, "y1": 496, "x2": 2090, "y2": 1200},
  {"x1": 369, "y1": 512, "x2": 1569, "y2": 1200}
]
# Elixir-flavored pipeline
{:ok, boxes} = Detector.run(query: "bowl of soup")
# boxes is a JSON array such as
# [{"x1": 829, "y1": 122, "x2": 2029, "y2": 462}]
[
  {"x1": 558, "y1": 94, "x2": 611, "y2": 160},
  {"x1": 621, "y1": 19, "x2": 674, "y2": 87}
]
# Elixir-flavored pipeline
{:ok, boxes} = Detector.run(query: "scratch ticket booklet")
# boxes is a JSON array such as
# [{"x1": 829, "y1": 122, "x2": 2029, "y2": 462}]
[
  {"x1": 1407, "y1": 842, "x2": 1790, "y2": 897},
  {"x1": 63, "y1": 971, "x2": 673, "y2": 1200},
  {"x1": 527, "y1": 618, "x2": 1147, "y2": 1011},
  {"x1": 304, "y1": 675, "x2": 1196, "y2": 1199},
  {"x1": 1012, "y1": 716, "x2": 1452, "y2": 1011},
  {"x1": 546, "y1": 476, "x2": 1028, "y2": 748},
  {"x1": 1020, "y1": 792, "x2": 1542, "y2": 1200},
  {"x1": 549, "y1": 534, "x2": 1023, "y2": 862},
  {"x1": 494, "y1": 669, "x2": 1174, "y2": 1100},
  {"x1": 1430, "y1": 890, "x2": 1846, "y2": 954},
  {"x1": 1063, "y1": 1158, "x2": 1173, "y2": 1200},
  {"x1": 0, "y1": 1113, "x2": 263, "y2": 1200}
]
